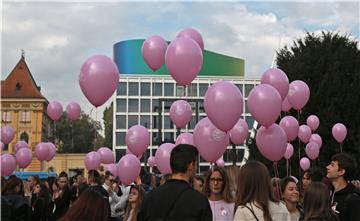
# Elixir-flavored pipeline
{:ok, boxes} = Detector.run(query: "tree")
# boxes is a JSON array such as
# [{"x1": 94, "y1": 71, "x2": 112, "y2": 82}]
[
  {"x1": 103, "y1": 102, "x2": 113, "y2": 149},
  {"x1": 50, "y1": 112, "x2": 104, "y2": 153},
  {"x1": 271, "y1": 31, "x2": 360, "y2": 178}
]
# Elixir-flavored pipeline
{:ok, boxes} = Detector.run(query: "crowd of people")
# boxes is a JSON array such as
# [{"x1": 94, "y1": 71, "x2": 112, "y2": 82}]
[{"x1": 2, "y1": 144, "x2": 360, "y2": 221}]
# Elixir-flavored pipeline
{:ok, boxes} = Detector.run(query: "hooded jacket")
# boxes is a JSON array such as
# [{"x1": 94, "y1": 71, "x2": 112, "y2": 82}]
[{"x1": 330, "y1": 183, "x2": 360, "y2": 221}]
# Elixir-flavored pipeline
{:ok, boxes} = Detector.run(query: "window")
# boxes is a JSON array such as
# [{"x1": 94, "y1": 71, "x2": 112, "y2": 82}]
[
  {"x1": 20, "y1": 111, "x2": 31, "y2": 122},
  {"x1": 163, "y1": 101, "x2": 172, "y2": 113},
  {"x1": 20, "y1": 132, "x2": 29, "y2": 143},
  {"x1": 115, "y1": 149, "x2": 126, "y2": 162},
  {"x1": 117, "y1": 82, "x2": 127, "y2": 95},
  {"x1": 188, "y1": 115, "x2": 197, "y2": 129},
  {"x1": 128, "y1": 115, "x2": 138, "y2": 128},
  {"x1": 164, "y1": 132, "x2": 174, "y2": 143},
  {"x1": 198, "y1": 101, "x2": 205, "y2": 113},
  {"x1": 152, "y1": 100, "x2": 160, "y2": 112},
  {"x1": 116, "y1": 132, "x2": 126, "y2": 146},
  {"x1": 164, "y1": 116, "x2": 173, "y2": 129},
  {"x1": 116, "y1": 99, "x2": 126, "y2": 112},
  {"x1": 140, "y1": 116, "x2": 150, "y2": 128},
  {"x1": 164, "y1": 83, "x2": 174, "y2": 96},
  {"x1": 199, "y1": 83, "x2": 209, "y2": 97},
  {"x1": 153, "y1": 116, "x2": 159, "y2": 129},
  {"x1": 128, "y1": 99, "x2": 139, "y2": 112},
  {"x1": 176, "y1": 85, "x2": 185, "y2": 97},
  {"x1": 236, "y1": 84, "x2": 243, "y2": 95},
  {"x1": 187, "y1": 84, "x2": 197, "y2": 97},
  {"x1": 140, "y1": 83, "x2": 151, "y2": 96},
  {"x1": 245, "y1": 100, "x2": 249, "y2": 113},
  {"x1": 116, "y1": 115, "x2": 126, "y2": 129},
  {"x1": 245, "y1": 117, "x2": 255, "y2": 128},
  {"x1": 152, "y1": 83, "x2": 162, "y2": 96},
  {"x1": 1, "y1": 111, "x2": 11, "y2": 122},
  {"x1": 152, "y1": 132, "x2": 160, "y2": 145},
  {"x1": 129, "y1": 82, "x2": 139, "y2": 96},
  {"x1": 140, "y1": 99, "x2": 150, "y2": 112},
  {"x1": 245, "y1": 84, "x2": 254, "y2": 97}
]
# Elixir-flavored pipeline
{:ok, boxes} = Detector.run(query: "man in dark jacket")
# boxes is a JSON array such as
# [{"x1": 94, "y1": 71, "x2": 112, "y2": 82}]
[
  {"x1": 140, "y1": 144, "x2": 212, "y2": 221},
  {"x1": 326, "y1": 153, "x2": 360, "y2": 221}
]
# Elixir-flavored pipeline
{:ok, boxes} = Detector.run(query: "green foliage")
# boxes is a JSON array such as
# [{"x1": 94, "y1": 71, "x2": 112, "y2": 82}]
[
  {"x1": 103, "y1": 102, "x2": 113, "y2": 149},
  {"x1": 51, "y1": 112, "x2": 104, "y2": 153},
  {"x1": 263, "y1": 31, "x2": 360, "y2": 179}
]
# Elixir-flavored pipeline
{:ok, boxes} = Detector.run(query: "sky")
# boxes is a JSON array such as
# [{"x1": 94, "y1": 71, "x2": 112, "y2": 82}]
[{"x1": 1, "y1": 0, "x2": 359, "y2": 133}]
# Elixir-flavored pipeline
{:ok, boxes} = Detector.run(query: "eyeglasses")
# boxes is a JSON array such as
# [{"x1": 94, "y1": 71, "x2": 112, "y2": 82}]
[{"x1": 210, "y1": 178, "x2": 223, "y2": 183}]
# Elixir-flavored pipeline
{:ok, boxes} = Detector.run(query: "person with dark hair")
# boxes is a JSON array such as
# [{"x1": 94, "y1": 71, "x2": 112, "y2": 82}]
[
  {"x1": 59, "y1": 189, "x2": 110, "y2": 221},
  {"x1": 28, "y1": 175, "x2": 40, "y2": 193},
  {"x1": 123, "y1": 185, "x2": 145, "y2": 221},
  {"x1": 51, "y1": 172, "x2": 71, "y2": 221},
  {"x1": 31, "y1": 183, "x2": 49, "y2": 221},
  {"x1": 303, "y1": 182, "x2": 339, "y2": 221},
  {"x1": 234, "y1": 161, "x2": 290, "y2": 221},
  {"x1": 302, "y1": 168, "x2": 324, "y2": 190},
  {"x1": 326, "y1": 153, "x2": 360, "y2": 221},
  {"x1": 88, "y1": 170, "x2": 109, "y2": 199},
  {"x1": 203, "y1": 166, "x2": 234, "y2": 221},
  {"x1": 280, "y1": 176, "x2": 304, "y2": 221},
  {"x1": 2, "y1": 178, "x2": 31, "y2": 221},
  {"x1": 77, "y1": 183, "x2": 89, "y2": 197},
  {"x1": 193, "y1": 175, "x2": 204, "y2": 193},
  {"x1": 140, "y1": 144, "x2": 212, "y2": 221}
]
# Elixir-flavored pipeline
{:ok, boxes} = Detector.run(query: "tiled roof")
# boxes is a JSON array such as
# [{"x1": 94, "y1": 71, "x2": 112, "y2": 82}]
[{"x1": 1, "y1": 56, "x2": 45, "y2": 99}]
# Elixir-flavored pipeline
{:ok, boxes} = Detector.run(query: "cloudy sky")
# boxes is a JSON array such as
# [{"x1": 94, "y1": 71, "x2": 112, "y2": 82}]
[{"x1": 2, "y1": 0, "x2": 359, "y2": 130}]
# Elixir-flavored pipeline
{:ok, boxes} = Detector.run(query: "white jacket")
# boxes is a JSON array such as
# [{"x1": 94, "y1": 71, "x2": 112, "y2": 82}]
[{"x1": 103, "y1": 184, "x2": 130, "y2": 218}]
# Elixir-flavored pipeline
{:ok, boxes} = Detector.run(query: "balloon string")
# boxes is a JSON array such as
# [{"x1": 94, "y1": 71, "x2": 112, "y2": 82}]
[
  {"x1": 94, "y1": 107, "x2": 98, "y2": 150},
  {"x1": 286, "y1": 159, "x2": 289, "y2": 177},
  {"x1": 71, "y1": 121, "x2": 74, "y2": 150},
  {"x1": 297, "y1": 110, "x2": 301, "y2": 179},
  {"x1": 273, "y1": 162, "x2": 281, "y2": 201},
  {"x1": 340, "y1": 143, "x2": 343, "y2": 153},
  {"x1": 289, "y1": 158, "x2": 292, "y2": 176}
]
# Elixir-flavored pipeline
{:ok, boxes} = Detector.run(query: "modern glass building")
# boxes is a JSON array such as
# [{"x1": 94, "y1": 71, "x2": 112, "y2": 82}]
[{"x1": 113, "y1": 39, "x2": 260, "y2": 173}]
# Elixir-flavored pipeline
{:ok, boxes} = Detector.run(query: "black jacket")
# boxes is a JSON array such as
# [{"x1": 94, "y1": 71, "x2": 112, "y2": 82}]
[
  {"x1": 50, "y1": 187, "x2": 71, "y2": 221},
  {"x1": 3, "y1": 194, "x2": 31, "y2": 221},
  {"x1": 331, "y1": 183, "x2": 360, "y2": 221},
  {"x1": 140, "y1": 179, "x2": 212, "y2": 221}
]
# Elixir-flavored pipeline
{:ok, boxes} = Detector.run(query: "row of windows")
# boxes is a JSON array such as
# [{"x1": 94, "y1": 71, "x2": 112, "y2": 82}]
[
  {"x1": 117, "y1": 82, "x2": 256, "y2": 97},
  {"x1": 1, "y1": 111, "x2": 31, "y2": 123}
]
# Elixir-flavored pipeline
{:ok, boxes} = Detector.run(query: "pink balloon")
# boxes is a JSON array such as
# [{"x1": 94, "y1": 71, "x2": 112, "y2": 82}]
[
  {"x1": 47, "y1": 101, "x2": 63, "y2": 121},
  {"x1": 281, "y1": 96, "x2": 292, "y2": 112},
  {"x1": 1, "y1": 125, "x2": 15, "y2": 144},
  {"x1": 216, "y1": 158, "x2": 225, "y2": 168},
  {"x1": 126, "y1": 125, "x2": 150, "y2": 156},
  {"x1": 284, "y1": 143, "x2": 294, "y2": 160},
  {"x1": 117, "y1": 154, "x2": 141, "y2": 185},
  {"x1": 141, "y1": 35, "x2": 168, "y2": 71},
  {"x1": 279, "y1": 116, "x2": 299, "y2": 142},
  {"x1": 155, "y1": 143, "x2": 175, "y2": 174},
  {"x1": 229, "y1": 119, "x2": 248, "y2": 145},
  {"x1": 66, "y1": 102, "x2": 81, "y2": 121},
  {"x1": 305, "y1": 142, "x2": 320, "y2": 160},
  {"x1": 177, "y1": 28, "x2": 204, "y2": 50},
  {"x1": 1, "y1": 141, "x2": 4, "y2": 151},
  {"x1": 15, "y1": 140, "x2": 29, "y2": 152},
  {"x1": 193, "y1": 117, "x2": 229, "y2": 163},
  {"x1": 175, "y1": 133, "x2": 195, "y2": 146},
  {"x1": 169, "y1": 100, "x2": 192, "y2": 128},
  {"x1": 204, "y1": 81, "x2": 243, "y2": 132},
  {"x1": 248, "y1": 84, "x2": 282, "y2": 127},
  {"x1": 16, "y1": 148, "x2": 32, "y2": 168},
  {"x1": 300, "y1": 157, "x2": 311, "y2": 171},
  {"x1": 35, "y1": 143, "x2": 50, "y2": 162},
  {"x1": 84, "y1": 151, "x2": 101, "y2": 170},
  {"x1": 332, "y1": 123, "x2": 347, "y2": 143},
  {"x1": 125, "y1": 148, "x2": 142, "y2": 159},
  {"x1": 45, "y1": 142, "x2": 56, "y2": 162},
  {"x1": 287, "y1": 80, "x2": 310, "y2": 110},
  {"x1": 1, "y1": 154, "x2": 16, "y2": 176},
  {"x1": 105, "y1": 164, "x2": 118, "y2": 178},
  {"x1": 165, "y1": 37, "x2": 203, "y2": 86},
  {"x1": 309, "y1": 134, "x2": 322, "y2": 148},
  {"x1": 306, "y1": 115, "x2": 320, "y2": 131},
  {"x1": 79, "y1": 55, "x2": 120, "y2": 107},
  {"x1": 298, "y1": 125, "x2": 312, "y2": 143},
  {"x1": 255, "y1": 124, "x2": 287, "y2": 162},
  {"x1": 147, "y1": 156, "x2": 156, "y2": 167},
  {"x1": 261, "y1": 68, "x2": 289, "y2": 100},
  {"x1": 97, "y1": 147, "x2": 115, "y2": 164}
]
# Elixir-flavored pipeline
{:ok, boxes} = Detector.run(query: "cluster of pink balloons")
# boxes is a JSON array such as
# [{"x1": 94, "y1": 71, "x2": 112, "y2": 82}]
[
  {"x1": 142, "y1": 28, "x2": 203, "y2": 86},
  {"x1": 47, "y1": 101, "x2": 81, "y2": 121},
  {"x1": 84, "y1": 147, "x2": 115, "y2": 170},
  {"x1": 79, "y1": 55, "x2": 120, "y2": 107}
]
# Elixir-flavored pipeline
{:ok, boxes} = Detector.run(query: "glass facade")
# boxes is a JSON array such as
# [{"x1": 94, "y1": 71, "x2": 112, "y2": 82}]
[{"x1": 114, "y1": 76, "x2": 260, "y2": 172}]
